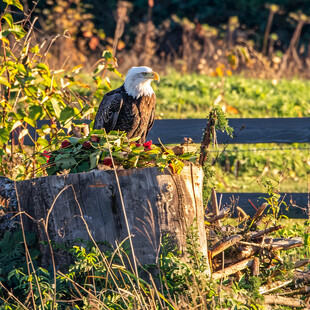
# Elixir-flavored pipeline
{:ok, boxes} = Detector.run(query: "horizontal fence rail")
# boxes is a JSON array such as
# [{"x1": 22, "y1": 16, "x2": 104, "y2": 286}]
[
  {"x1": 216, "y1": 192, "x2": 309, "y2": 218},
  {"x1": 148, "y1": 118, "x2": 310, "y2": 144},
  {"x1": 13, "y1": 117, "x2": 310, "y2": 146}
]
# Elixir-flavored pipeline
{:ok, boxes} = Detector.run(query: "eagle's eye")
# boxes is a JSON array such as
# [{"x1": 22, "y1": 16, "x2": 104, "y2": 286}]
[{"x1": 142, "y1": 72, "x2": 147, "y2": 76}]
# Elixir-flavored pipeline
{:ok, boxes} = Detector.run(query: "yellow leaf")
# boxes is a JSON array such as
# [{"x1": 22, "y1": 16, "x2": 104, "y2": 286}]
[
  {"x1": 11, "y1": 120, "x2": 23, "y2": 131},
  {"x1": 18, "y1": 129, "x2": 28, "y2": 140}
]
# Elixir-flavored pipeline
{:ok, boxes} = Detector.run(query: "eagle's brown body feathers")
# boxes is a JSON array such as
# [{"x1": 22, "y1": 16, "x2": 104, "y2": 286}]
[{"x1": 93, "y1": 85, "x2": 156, "y2": 143}]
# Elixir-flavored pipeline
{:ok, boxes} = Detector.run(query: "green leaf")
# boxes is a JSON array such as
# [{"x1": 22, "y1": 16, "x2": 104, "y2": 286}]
[
  {"x1": 30, "y1": 45, "x2": 39, "y2": 54},
  {"x1": 94, "y1": 64, "x2": 106, "y2": 75},
  {"x1": 24, "y1": 117, "x2": 36, "y2": 127},
  {"x1": 50, "y1": 98, "x2": 62, "y2": 118},
  {"x1": 3, "y1": 13, "x2": 13, "y2": 28},
  {"x1": 2, "y1": 25, "x2": 26, "y2": 39},
  {"x1": 59, "y1": 106, "x2": 75, "y2": 123},
  {"x1": 68, "y1": 137, "x2": 79, "y2": 145},
  {"x1": 56, "y1": 157, "x2": 77, "y2": 169},
  {"x1": 35, "y1": 155, "x2": 48, "y2": 164},
  {"x1": 11, "y1": 120, "x2": 23, "y2": 131},
  {"x1": 28, "y1": 105, "x2": 44, "y2": 121},
  {"x1": 0, "y1": 127, "x2": 10, "y2": 144},
  {"x1": 77, "y1": 160, "x2": 90, "y2": 173},
  {"x1": 90, "y1": 151, "x2": 102, "y2": 170},
  {"x1": 3, "y1": 0, "x2": 23, "y2": 10},
  {"x1": 0, "y1": 77, "x2": 10, "y2": 87},
  {"x1": 36, "y1": 137, "x2": 49, "y2": 147},
  {"x1": 36, "y1": 63, "x2": 50, "y2": 75},
  {"x1": 15, "y1": 63, "x2": 27, "y2": 75},
  {"x1": 102, "y1": 50, "x2": 113, "y2": 60}
]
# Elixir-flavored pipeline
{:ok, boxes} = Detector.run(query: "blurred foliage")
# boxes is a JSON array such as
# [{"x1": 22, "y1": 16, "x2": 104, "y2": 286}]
[{"x1": 28, "y1": 0, "x2": 310, "y2": 52}]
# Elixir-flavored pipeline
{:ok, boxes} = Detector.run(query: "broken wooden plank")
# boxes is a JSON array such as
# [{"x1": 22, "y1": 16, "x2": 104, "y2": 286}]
[
  {"x1": 264, "y1": 295, "x2": 305, "y2": 307},
  {"x1": 249, "y1": 225, "x2": 283, "y2": 240},
  {"x1": 210, "y1": 235, "x2": 243, "y2": 258},
  {"x1": 212, "y1": 258, "x2": 254, "y2": 280}
]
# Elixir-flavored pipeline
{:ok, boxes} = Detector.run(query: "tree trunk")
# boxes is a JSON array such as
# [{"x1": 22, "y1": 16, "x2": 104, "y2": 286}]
[{"x1": 11, "y1": 165, "x2": 209, "y2": 274}]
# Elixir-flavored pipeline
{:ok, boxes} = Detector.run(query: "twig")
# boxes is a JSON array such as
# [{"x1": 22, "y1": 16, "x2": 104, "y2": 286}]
[
  {"x1": 206, "y1": 211, "x2": 229, "y2": 224},
  {"x1": 211, "y1": 187, "x2": 221, "y2": 227},
  {"x1": 259, "y1": 280, "x2": 293, "y2": 294}
]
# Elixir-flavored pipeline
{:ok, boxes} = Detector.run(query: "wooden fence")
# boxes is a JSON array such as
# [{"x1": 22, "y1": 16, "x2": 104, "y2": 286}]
[{"x1": 15, "y1": 117, "x2": 310, "y2": 218}]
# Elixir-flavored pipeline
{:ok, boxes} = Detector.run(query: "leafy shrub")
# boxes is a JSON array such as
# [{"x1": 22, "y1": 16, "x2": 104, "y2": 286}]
[
  {"x1": 0, "y1": 1, "x2": 118, "y2": 181},
  {"x1": 44, "y1": 130, "x2": 197, "y2": 175}
]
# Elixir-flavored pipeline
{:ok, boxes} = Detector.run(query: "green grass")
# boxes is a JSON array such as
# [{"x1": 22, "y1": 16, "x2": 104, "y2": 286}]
[
  {"x1": 152, "y1": 70, "x2": 310, "y2": 119},
  {"x1": 210, "y1": 143, "x2": 310, "y2": 193},
  {"x1": 83, "y1": 69, "x2": 310, "y2": 119}
]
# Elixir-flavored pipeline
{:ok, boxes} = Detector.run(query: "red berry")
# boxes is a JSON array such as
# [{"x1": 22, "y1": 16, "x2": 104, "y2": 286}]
[
  {"x1": 102, "y1": 157, "x2": 113, "y2": 166},
  {"x1": 82, "y1": 141, "x2": 92, "y2": 149},
  {"x1": 143, "y1": 140, "x2": 152, "y2": 148},
  {"x1": 135, "y1": 143, "x2": 141, "y2": 147},
  {"x1": 90, "y1": 135, "x2": 100, "y2": 142},
  {"x1": 61, "y1": 140, "x2": 71, "y2": 148}
]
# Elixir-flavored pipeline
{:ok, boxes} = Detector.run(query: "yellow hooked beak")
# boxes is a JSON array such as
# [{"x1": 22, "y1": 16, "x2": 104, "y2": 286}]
[{"x1": 144, "y1": 71, "x2": 160, "y2": 82}]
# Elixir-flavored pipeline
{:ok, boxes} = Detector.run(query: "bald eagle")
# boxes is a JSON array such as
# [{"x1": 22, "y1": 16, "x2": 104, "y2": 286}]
[{"x1": 94, "y1": 66, "x2": 160, "y2": 143}]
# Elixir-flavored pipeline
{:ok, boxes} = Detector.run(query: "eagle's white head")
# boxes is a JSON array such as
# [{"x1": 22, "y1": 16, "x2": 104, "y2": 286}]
[{"x1": 124, "y1": 66, "x2": 160, "y2": 99}]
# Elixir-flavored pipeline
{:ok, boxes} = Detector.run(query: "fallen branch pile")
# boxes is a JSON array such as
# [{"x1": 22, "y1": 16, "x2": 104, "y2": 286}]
[{"x1": 207, "y1": 188, "x2": 310, "y2": 308}]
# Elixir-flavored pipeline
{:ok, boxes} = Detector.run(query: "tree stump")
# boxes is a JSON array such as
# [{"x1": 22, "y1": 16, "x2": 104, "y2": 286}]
[{"x1": 11, "y1": 164, "x2": 209, "y2": 274}]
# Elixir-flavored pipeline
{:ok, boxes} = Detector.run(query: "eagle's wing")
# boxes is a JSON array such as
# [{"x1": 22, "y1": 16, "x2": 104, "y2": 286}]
[
  {"x1": 147, "y1": 108, "x2": 155, "y2": 135},
  {"x1": 93, "y1": 92, "x2": 123, "y2": 131}
]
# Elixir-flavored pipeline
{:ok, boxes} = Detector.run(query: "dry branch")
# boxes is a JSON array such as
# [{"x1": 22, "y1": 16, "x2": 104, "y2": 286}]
[
  {"x1": 249, "y1": 225, "x2": 283, "y2": 240},
  {"x1": 279, "y1": 286, "x2": 310, "y2": 296},
  {"x1": 210, "y1": 235, "x2": 243, "y2": 258},
  {"x1": 206, "y1": 210, "x2": 229, "y2": 224},
  {"x1": 212, "y1": 258, "x2": 254, "y2": 280},
  {"x1": 271, "y1": 238, "x2": 303, "y2": 251},
  {"x1": 252, "y1": 202, "x2": 268, "y2": 223},
  {"x1": 264, "y1": 295, "x2": 305, "y2": 307},
  {"x1": 259, "y1": 280, "x2": 293, "y2": 295},
  {"x1": 239, "y1": 238, "x2": 303, "y2": 252},
  {"x1": 239, "y1": 241, "x2": 268, "y2": 249},
  {"x1": 236, "y1": 206, "x2": 248, "y2": 221},
  {"x1": 295, "y1": 259, "x2": 310, "y2": 269},
  {"x1": 211, "y1": 187, "x2": 221, "y2": 227}
]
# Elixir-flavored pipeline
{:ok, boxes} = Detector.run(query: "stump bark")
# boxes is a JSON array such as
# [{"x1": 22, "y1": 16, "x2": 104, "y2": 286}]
[{"x1": 10, "y1": 164, "x2": 209, "y2": 273}]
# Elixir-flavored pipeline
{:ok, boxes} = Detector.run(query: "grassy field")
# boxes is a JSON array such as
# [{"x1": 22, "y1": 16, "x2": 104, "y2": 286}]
[
  {"x1": 153, "y1": 71, "x2": 310, "y2": 119},
  {"x1": 97, "y1": 70, "x2": 310, "y2": 119},
  {"x1": 209, "y1": 143, "x2": 309, "y2": 193}
]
